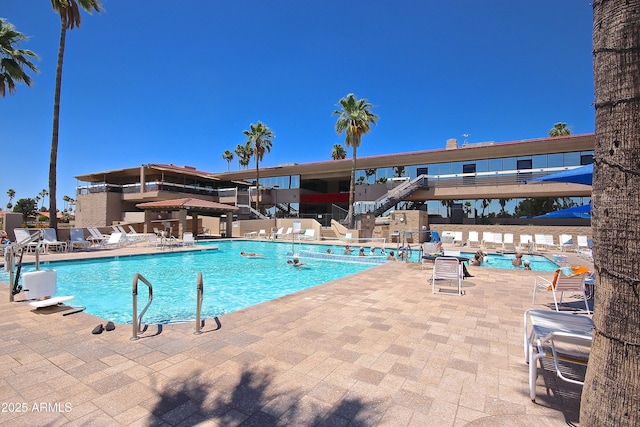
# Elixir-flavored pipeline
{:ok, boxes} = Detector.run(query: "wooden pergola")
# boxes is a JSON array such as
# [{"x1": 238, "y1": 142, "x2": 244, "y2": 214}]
[{"x1": 136, "y1": 198, "x2": 239, "y2": 237}]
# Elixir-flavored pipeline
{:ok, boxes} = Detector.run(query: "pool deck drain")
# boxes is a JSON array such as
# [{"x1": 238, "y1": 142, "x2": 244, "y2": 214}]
[{"x1": 1, "y1": 242, "x2": 593, "y2": 426}]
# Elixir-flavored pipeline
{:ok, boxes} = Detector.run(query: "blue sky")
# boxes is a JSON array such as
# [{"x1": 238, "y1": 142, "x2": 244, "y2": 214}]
[{"x1": 1, "y1": 1, "x2": 594, "y2": 209}]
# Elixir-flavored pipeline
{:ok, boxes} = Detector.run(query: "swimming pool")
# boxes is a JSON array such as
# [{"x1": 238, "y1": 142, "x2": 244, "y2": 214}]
[
  {"x1": 461, "y1": 252, "x2": 559, "y2": 271},
  {"x1": 399, "y1": 246, "x2": 559, "y2": 272},
  {"x1": 2, "y1": 241, "x2": 379, "y2": 324}
]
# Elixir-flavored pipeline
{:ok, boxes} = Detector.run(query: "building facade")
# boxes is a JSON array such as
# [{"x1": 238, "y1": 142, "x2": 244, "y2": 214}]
[{"x1": 74, "y1": 134, "x2": 594, "y2": 230}]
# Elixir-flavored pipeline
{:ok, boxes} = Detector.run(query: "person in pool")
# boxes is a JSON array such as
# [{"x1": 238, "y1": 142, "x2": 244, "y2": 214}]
[
  {"x1": 344, "y1": 245, "x2": 353, "y2": 255},
  {"x1": 240, "y1": 251, "x2": 262, "y2": 257},
  {"x1": 386, "y1": 251, "x2": 396, "y2": 261},
  {"x1": 512, "y1": 253, "x2": 523, "y2": 267},
  {"x1": 291, "y1": 257, "x2": 305, "y2": 267},
  {"x1": 523, "y1": 259, "x2": 532, "y2": 270},
  {"x1": 358, "y1": 247, "x2": 366, "y2": 256}
]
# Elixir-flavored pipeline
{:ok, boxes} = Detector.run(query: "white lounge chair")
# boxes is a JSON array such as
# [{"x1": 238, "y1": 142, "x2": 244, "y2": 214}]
[
  {"x1": 481, "y1": 231, "x2": 494, "y2": 249},
  {"x1": 534, "y1": 234, "x2": 548, "y2": 251},
  {"x1": 272, "y1": 227, "x2": 284, "y2": 239},
  {"x1": 524, "y1": 309, "x2": 592, "y2": 402},
  {"x1": 42, "y1": 228, "x2": 67, "y2": 252},
  {"x1": 503, "y1": 233, "x2": 515, "y2": 252},
  {"x1": 519, "y1": 234, "x2": 533, "y2": 252},
  {"x1": 182, "y1": 232, "x2": 195, "y2": 247},
  {"x1": 103, "y1": 232, "x2": 126, "y2": 248},
  {"x1": 258, "y1": 229, "x2": 267, "y2": 239},
  {"x1": 467, "y1": 231, "x2": 480, "y2": 248},
  {"x1": 452, "y1": 231, "x2": 464, "y2": 246},
  {"x1": 492, "y1": 232, "x2": 504, "y2": 250},
  {"x1": 559, "y1": 234, "x2": 573, "y2": 252},
  {"x1": 13, "y1": 228, "x2": 43, "y2": 253},
  {"x1": 533, "y1": 268, "x2": 590, "y2": 314},
  {"x1": 431, "y1": 256, "x2": 463, "y2": 296},
  {"x1": 299, "y1": 229, "x2": 316, "y2": 241},
  {"x1": 87, "y1": 227, "x2": 108, "y2": 245},
  {"x1": 544, "y1": 234, "x2": 556, "y2": 250},
  {"x1": 69, "y1": 228, "x2": 91, "y2": 251},
  {"x1": 23, "y1": 269, "x2": 75, "y2": 309},
  {"x1": 576, "y1": 236, "x2": 593, "y2": 261}
]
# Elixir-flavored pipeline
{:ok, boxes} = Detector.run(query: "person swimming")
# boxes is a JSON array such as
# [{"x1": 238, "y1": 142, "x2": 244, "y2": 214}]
[
  {"x1": 290, "y1": 256, "x2": 305, "y2": 267},
  {"x1": 240, "y1": 251, "x2": 262, "y2": 257}
]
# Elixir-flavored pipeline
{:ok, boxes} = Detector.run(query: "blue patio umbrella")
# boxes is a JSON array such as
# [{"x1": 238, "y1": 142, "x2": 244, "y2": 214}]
[
  {"x1": 534, "y1": 203, "x2": 591, "y2": 218},
  {"x1": 529, "y1": 164, "x2": 593, "y2": 185}
]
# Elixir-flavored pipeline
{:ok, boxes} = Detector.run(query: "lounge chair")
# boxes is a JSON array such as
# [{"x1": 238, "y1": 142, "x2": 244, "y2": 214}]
[
  {"x1": 69, "y1": 228, "x2": 91, "y2": 251},
  {"x1": 258, "y1": 229, "x2": 267, "y2": 239},
  {"x1": 492, "y1": 233, "x2": 504, "y2": 250},
  {"x1": 103, "y1": 232, "x2": 126, "y2": 248},
  {"x1": 534, "y1": 234, "x2": 548, "y2": 251},
  {"x1": 272, "y1": 227, "x2": 284, "y2": 239},
  {"x1": 87, "y1": 227, "x2": 108, "y2": 245},
  {"x1": 42, "y1": 228, "x2": 68, "y2": 252},
  {"x1": 503, "y1": 233, "x2": 516, "y2": 252},
  {"x1": 13, "y1": 228, "x2": 43, "y2": 253},
  {"x1": 481, "y1": 231, "x2": 494, "y2": 249},
  {"x1": 279, "y1": 227, "x2": 293, "y2": 239},
  {"x1": 431, "y1": 256, "x2": 463, "y2": 296},
  {"x1": 576, "y1": 235, "x2": 593, "y2": 261},
  {"x1": 559, "y1": 234, "x2": 573, "y2": 252},
  {"x1": 299, "y1": 229, "x2": 316, "y2": 241},
  {"x1": 524, "y1": 309, "x2": 592, "y2": 401},
  {"x1": 467, "y1": 231, "x2": 480, "y2": 248},
  {"x1": 182, "y1": 232, "x2": 195, "y2": 247},
  {"x1": 533, "y1": 266, "x2": 590, "y2": 314},
  {"x1": 519, "y1": 234, "x2": 533, "y2": 252},
  {"x1": 23, "y1": 269, "x2": 75, "y2": 309},
  {"x1": 452, "y1": 231, "x2": 464, "y2": 246},
  {"x1": 544, "y1": 234, "x2": 556, "y2": 250}
]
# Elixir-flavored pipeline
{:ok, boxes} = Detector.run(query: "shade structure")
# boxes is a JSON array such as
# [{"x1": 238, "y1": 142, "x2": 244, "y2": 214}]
[
  {"x1": 529, "y1": 164, "x2": 593, "y2": 185},
  {"x1": 534, "y1": 204, "x2": 591, "y2": 218}
]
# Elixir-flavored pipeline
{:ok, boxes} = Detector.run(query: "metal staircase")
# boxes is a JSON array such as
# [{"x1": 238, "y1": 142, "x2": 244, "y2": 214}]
[
  {"x1": 237, "y1": 204, "x2": 270, "y2": 220},
  {"x1": 372, "y1": 175, "x2": 429, "y2": 216}
]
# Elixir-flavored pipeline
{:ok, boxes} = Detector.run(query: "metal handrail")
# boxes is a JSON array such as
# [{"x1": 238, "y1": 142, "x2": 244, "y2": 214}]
[
  {"x1": 131, "y1": 273, "x2": 153, "y2": 341},
  {"x1": 194, "y1": 272, "x2": 203, "y2": 335}
]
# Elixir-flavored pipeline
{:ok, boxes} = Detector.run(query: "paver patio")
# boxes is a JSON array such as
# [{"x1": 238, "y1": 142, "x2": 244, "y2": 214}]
[{"x1": 0, "y1": 243, "x2": 592, "y2": 426}]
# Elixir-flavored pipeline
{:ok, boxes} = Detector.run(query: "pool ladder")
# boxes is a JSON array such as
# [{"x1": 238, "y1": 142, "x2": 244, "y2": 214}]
[
  {"x1": 131, "y1": 272, "x2": 205, "y2": 340},
  {"x1": 131, "y1": 273, "x2": 153, "y2": 341}
]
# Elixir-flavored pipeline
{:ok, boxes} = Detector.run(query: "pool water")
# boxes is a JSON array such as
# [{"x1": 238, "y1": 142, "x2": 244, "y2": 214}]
[
  {"x1": 2, "y1": 241, "x2": 378, "y2": 324},
  {"x1": 461, "y1": 252, "x2": 559, "y2": 271},
  {"x1": 399, "y1": 246, "x2": 559, "y2": 271}
]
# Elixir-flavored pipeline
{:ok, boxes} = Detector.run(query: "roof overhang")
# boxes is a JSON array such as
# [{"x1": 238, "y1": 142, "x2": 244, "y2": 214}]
[{"x1": 136, "y1": 197, "x2": 239, "y2": 213}]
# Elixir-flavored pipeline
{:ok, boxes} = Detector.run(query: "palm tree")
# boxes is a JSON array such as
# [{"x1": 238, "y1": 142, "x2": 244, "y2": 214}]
[
  {"x1": 243, "y1": 122, "x2": 274, "y2": 212},
  {"x1": 582, "y1": 1, "x2": 640, "y2": 424},
  {"x1": 6, "y1": 188, "x2": 15, "y2": 210},
  {"x1": 48, "y1": 0, "x2": 103, "y2": 230},
  {"x1": 365, "y1": 169, "x2": 376, "y2": 184},
  {"x1": 0, "y1": 19, "x2": 39, "y2": 98},
  {"x1": 331, "y1": 143, "x2": 347, "y2": 160},
  {"x1": 38, "y1": 189, "x2": 48, "y2": 211},
  {"x1": 548, "y1": 122, "x2": 571, "y2": 137},
  {"x1": 236, "y1": 142, "x2": 253, "y2": 170},
  {"x1": 333, "y1": 93, "x2": 378, "y2": 228},
  {"x1": 222, "y1": 150, "x2": 234, "y2": 172}
]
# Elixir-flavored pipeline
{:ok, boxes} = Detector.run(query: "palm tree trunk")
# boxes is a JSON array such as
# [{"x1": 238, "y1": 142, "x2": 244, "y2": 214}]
[
  {"x1": 581, "y1": 2, "x2": 640, "y2": 425},
  {"x1": 49, "y1": 22, "x2": 67, "y2": 230},
  {"x1": 347, "y1": 146, "x2": 357, "y2": 229}
]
